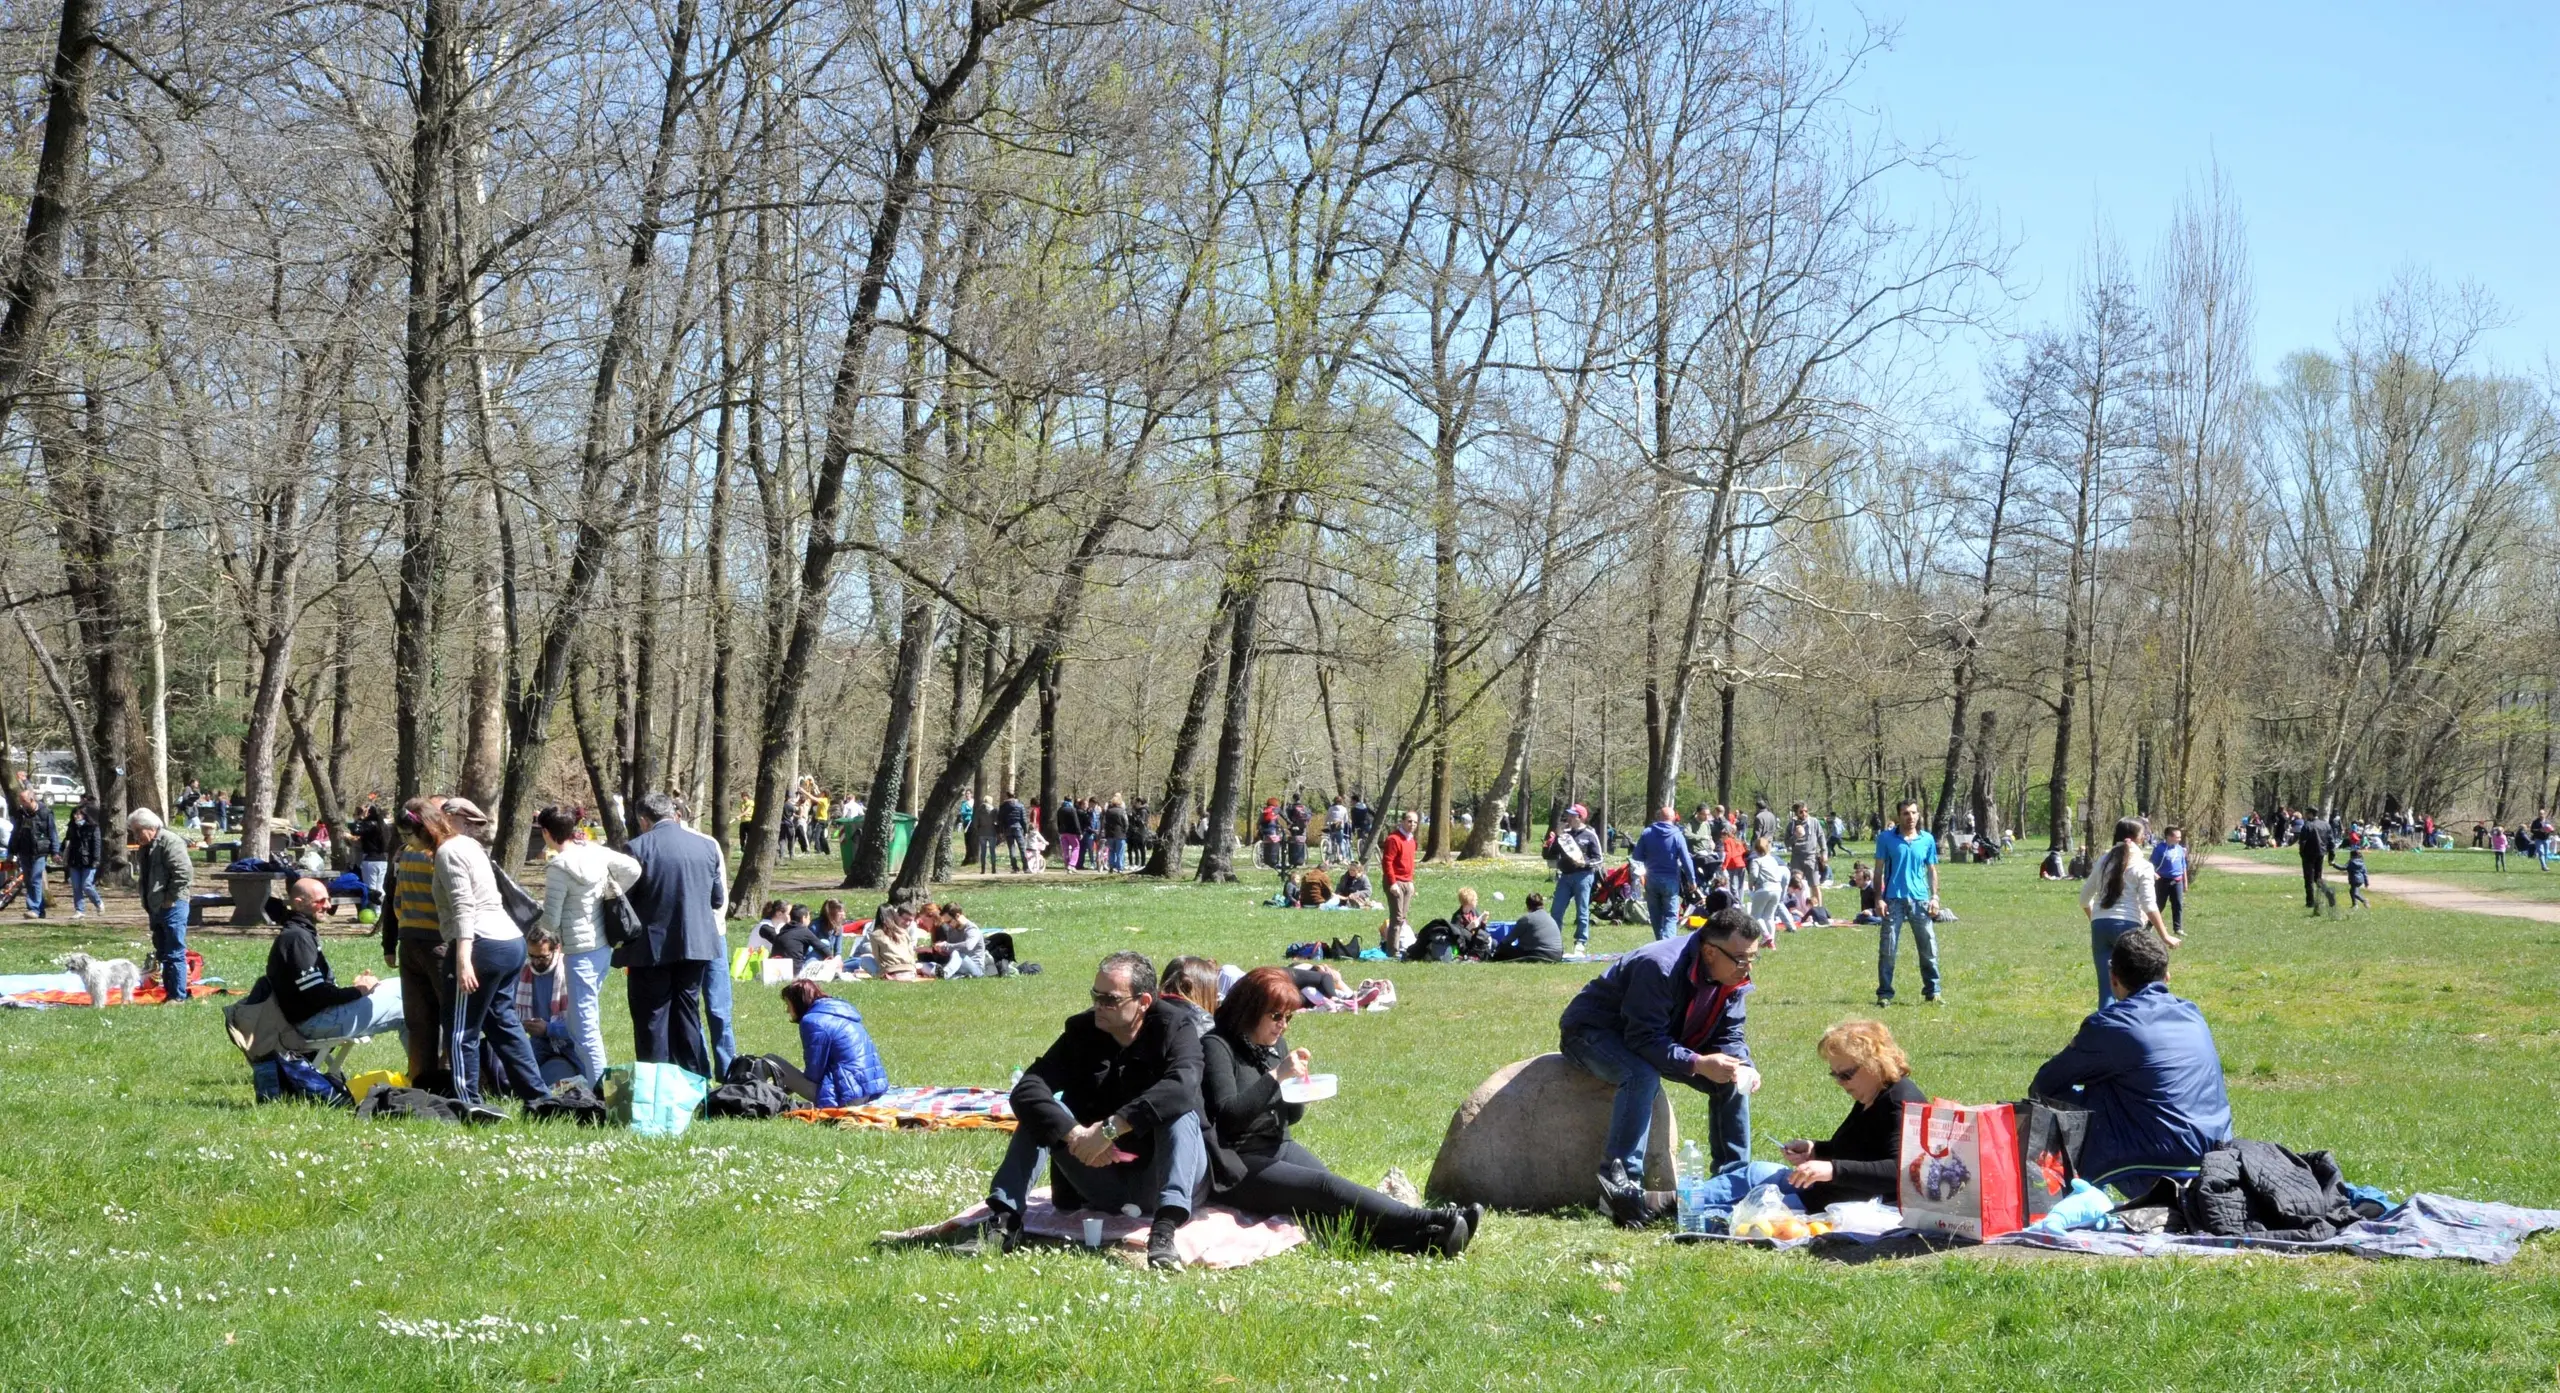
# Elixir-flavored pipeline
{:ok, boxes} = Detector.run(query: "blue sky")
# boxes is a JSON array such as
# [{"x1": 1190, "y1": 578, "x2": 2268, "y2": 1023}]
[{"x1": 1804, "y1": 0, "x2": 2557, "y2": 378}]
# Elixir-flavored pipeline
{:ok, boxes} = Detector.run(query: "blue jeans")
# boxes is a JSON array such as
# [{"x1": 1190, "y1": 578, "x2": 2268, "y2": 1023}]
[
  {"x1": 988, "y1": 1110, "x2": 1208, "y2": 1217},
  {"x1": 67, "y1": 866, "x2": 102, "y2": 914},
  {"x1": 457, "y1": 937, "x2": 543, "y2": 1104},
  {"x1": 1877, "y1": 897, "x2": 1940, "y2": 1000},
  {"x1": 1691, "y1": 1160, "x2": 1796, "y2": 1212},
  {"x1": 149, "y1": 902, "x2": 191, "y2": 1001},
  {"x1": 702, "y1": 943, "x2": 737, "y2": 1079},
  {"x1": 359, "y1": 859, "x2": 390, "y2": 908},
  {"x1": 1108, "y1": 837, "x2": 1127, "y2": 872},
  {"x1": 295, "y1": 980, "x2": 410, "y2": 1048},
  {"x1": 1553, "y1": 869, "x2": 1595, "y2": 946},
  {"x1": 20, "y1": 856, "x2": 44, "y2": 916},
  {"x1": 1644, "y1": 880, "x2": 1684, "y2": 942},
  {"x1": 2091, "y1": 918, "x2": 2140, "y2": 1008},
  {"x1": 565, "y1": 946, "x2": 613, "y2": 1084},
  {"x1": 1560, "y1": 1025, "x2": 1749, "y2": 1183}
]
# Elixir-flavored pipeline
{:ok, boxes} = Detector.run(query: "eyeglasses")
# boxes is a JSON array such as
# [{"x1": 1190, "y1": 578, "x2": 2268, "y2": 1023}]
[
  {"x1": 1829, "y1": 1065, "x2": 1860, "y2": 1083},
  {"x1": 1090, "y1": 990, "x2": 1134, "y2": 1008},
  {"x1": 1265, "y1": 1010, "x2": 1294, "y2": 1025},
  {"x1": 1707, "y1": 941, "x2": 1758, "y2": 970}
]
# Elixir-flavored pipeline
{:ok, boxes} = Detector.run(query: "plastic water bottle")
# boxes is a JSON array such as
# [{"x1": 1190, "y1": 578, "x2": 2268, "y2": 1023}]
[{"x1": 1676, "y1": 1139, "x2": 1708, "y2": 1234}]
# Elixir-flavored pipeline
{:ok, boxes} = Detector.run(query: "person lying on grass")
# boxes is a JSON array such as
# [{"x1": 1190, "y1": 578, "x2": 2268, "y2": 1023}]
[
  {"x1": 782, "y1": 978, "x2": 889, "y2": 1108},
  {"x1": 2030, "y1": 927, "x2": 2233, "y2": 1195},
  {"x1": 1562, "y1": 906, "x2": 1761, "y2": 1227},
  {"x1": 975, "y1": 951, "x2": 1206, "y2": 1270},
  {"x1": 1199, "y1": 966, "x2": 1476, "y2": 1256}
]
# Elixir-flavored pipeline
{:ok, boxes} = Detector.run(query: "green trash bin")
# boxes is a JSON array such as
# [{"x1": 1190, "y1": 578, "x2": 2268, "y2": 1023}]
[{"x1": 835, "y1": 812, "x2": 918, "y2": 882}]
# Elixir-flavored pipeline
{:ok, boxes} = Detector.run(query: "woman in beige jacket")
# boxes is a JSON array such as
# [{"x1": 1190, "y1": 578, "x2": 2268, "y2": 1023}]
[{"x1": 427, "y1": 797, "x2": 545, "y2": 1104}]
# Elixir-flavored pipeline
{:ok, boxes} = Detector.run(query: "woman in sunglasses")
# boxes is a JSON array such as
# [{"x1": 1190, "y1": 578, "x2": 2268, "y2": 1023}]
[
  {"x1": 1198, "y1": 966, "x2": 1479, "y2": 1256},
  {"x1": 1689, "y1": 1017, "x2": 1925, "y2": 1219}
]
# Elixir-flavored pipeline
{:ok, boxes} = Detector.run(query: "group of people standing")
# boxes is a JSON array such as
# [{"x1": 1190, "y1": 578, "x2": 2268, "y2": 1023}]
[{"x1": 3, "y1": 791, "x2": 109, "y2": 919}]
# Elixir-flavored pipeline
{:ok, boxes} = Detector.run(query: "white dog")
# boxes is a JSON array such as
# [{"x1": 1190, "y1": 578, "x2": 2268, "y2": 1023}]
[{"x1": 61, "y1": 952, "x2": 144, "y2": 1008}]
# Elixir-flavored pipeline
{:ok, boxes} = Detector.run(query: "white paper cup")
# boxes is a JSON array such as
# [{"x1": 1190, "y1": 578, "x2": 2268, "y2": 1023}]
[{"x1": 1081, "y1": 1216, "x2": 1104, "y2": 1248}]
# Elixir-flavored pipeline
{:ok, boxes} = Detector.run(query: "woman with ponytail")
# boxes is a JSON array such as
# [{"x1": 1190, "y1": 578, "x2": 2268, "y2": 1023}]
[{"x1": 2080, "y1": 817, "x2": 2175, "y2": 1007}]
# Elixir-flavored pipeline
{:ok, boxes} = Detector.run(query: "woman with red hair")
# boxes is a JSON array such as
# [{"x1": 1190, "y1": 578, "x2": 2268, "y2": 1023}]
[{"x1": 1198, "y1": 967, "x2": 1478, "y2": 1255}]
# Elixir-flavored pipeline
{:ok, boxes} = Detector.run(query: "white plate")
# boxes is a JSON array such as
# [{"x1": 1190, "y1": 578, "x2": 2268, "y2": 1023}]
[{"x1": 1279, "y1": 1073, "x2": 1338, "y2": 1104}]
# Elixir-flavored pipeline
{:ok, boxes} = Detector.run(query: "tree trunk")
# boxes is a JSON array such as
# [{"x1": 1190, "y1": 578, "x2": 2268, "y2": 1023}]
[
  {"x1": 731, "y1": 7, "x2": 1020, "y2": 914},
  {"x1": 0, "y1": 0, "x2": 99, "y2": 423},
  {"x1": 567, "y1": 654, "x2": 627, "y2": 847},
  {"x1": 394, "y1": 0, "x2": 461, "y2": 799},
  {"x1": 1142, "y1": 602, "x2": 1231, "y2": 877},
  {"x1": 1195, "y1": 577, "x2": 1263, "y2": 882},
  {"x1": 847, "y1": 596, "x2": 934, "y2": 888}
]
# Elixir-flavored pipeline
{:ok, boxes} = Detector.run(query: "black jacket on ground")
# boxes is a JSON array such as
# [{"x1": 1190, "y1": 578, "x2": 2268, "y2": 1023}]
[
  {"x1": 60, "y1": 814, "x2": 104, "y2": 870},
  {"x1": 1010, "y1": 998, "x2": 1202, "y2": 1165},
  {"x1": 1198, "y1": 1024, "x2": 1306, "y2": 1188},
  {"x1": 266, "y1": 908, "x2": 365, "y2": 1024},
  {"x1": 1802, "y1": 1076, "x2": 1927, "y2": 1210}
]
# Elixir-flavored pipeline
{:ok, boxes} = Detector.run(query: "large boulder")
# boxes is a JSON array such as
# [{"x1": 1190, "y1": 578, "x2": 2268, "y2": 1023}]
[{"x1": 1425, "y1": 1053, "x2": 1677, "y2": 1213}]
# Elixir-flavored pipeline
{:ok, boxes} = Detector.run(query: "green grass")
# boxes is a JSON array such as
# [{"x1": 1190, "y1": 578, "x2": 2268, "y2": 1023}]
[{"x1": 6, "y1": 852, "x2": 2560, "y2": 1389}]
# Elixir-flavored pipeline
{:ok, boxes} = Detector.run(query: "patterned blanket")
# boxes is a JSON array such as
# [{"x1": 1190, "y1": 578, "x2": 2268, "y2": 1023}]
[
  {"x1": 787, "y1": 1085, "x2": 1016, "y2": 1132},
  {"x1": 883, "y1": 1189, "x2": 1305, "y2": 1269}
]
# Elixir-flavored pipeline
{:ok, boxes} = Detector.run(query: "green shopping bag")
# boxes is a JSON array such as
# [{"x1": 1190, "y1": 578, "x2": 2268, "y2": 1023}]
[
  {"x1": 731, "y1": 945, "x2": 761, "y2": 981},
  {"x1": 600, "y1": 1062, "x2": 710, "y2": 1137}
]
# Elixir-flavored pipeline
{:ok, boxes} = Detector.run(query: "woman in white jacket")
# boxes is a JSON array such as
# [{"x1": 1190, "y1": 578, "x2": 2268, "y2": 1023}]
[
  {"x1": 536, "y1": 805, "x2": 641, "y2": 1085},
  {"x1": 427, "y1": 796, "x2": 546, "y2": 1105}
]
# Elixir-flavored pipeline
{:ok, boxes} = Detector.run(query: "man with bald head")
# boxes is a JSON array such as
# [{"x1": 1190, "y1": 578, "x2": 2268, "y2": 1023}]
[{"x1": 266, "y1": 874, "x2": 407, "y2": 1047}]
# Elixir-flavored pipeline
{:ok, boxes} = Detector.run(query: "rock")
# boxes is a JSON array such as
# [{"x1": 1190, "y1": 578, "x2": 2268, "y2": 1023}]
[{"x1": 1425, "y1": 1053, "x2": 1678, "y2": 1213}]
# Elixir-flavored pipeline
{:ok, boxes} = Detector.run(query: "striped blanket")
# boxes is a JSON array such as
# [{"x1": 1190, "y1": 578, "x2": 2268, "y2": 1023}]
[{"x1": 788, "y1": 1085, "x2": 1016, "y2": 1133}]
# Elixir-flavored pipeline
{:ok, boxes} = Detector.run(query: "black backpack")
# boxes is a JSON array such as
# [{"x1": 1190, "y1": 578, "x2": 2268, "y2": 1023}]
[
  {"x1": 358, "y1": 1086, "x2": 506, "y2": 1126},
  {"x1": 724, "y1": 1053, "x2": 818, "y2": 1102},
  {"x1": 706, "y1": 1079, "x2": 794, "y2": 1119}
]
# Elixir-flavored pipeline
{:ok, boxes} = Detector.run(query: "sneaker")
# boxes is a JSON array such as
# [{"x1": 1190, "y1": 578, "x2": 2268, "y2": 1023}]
[{"x1": 1876, "y1": 993, "x2": 1897, "y2": 1007}]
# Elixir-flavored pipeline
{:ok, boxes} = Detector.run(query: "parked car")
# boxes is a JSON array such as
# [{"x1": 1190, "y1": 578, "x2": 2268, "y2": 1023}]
[{"x1": 28, "y1": 772, "x2": 84, "y2": 806}]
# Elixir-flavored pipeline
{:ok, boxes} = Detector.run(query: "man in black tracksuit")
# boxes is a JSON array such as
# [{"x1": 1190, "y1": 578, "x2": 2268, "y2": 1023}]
[
  {"x1": 2296, "y1": 811, "x2": 2337, "y2": 913},
  {"x1": 982, "y1": 951, "x2": 1205, "y2": 1269}
]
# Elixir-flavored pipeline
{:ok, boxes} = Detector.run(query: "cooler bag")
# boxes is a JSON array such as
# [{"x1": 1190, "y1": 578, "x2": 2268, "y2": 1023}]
[{"x1": 1899, "y1": 1098, "x2": 2024, "y2": 1239}]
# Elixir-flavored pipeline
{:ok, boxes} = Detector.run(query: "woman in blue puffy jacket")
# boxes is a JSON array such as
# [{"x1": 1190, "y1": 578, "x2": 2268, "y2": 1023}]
[{"x1": 783, "y1": 979, "x2": 890, "y2": 1106}]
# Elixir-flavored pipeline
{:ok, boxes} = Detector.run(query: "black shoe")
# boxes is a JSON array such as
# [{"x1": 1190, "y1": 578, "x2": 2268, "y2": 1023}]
[
  {"x1": 1147, "y1": 1209, "x2": 1186, "y2": 1270},
  {"x1": 1923, "y1": 991, "x2": 1943, "y2": 1004},
  {"x1": 1428, "y1": 1206, "x2": 1473, "y2": 1258},
  {"x1": 1598, "y1": 1166, "x2": 1663, "y2": 1228},
  {"x1": 959, "y1": 1205, "x2": 1024, "y2": 1258}
]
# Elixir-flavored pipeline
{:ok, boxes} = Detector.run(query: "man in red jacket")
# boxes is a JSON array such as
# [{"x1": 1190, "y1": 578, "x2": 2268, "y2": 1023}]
[{"x1": 1380, "y1": 811, "x2": 1418, "y2": 955}]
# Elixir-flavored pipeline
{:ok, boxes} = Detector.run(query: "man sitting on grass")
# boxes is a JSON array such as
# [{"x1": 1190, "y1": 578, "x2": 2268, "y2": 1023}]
[
  {"x1": 1491, "y1": 891, "x2": 1562, "y2": 962},
  {"x1": 977, "y1": 950, "x2": 1206, "y2": 1269},
  {"x1": 1559, "y1": 906, "x2": 1762, "y2": 1226},
  {"x1": 2030, "y1": 927, "x2": 2234, "y2": 1193}
]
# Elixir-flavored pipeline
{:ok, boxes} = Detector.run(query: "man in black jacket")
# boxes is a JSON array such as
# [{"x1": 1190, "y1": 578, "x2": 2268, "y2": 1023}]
[
  {"x1": 8, "y1": 790, "x2": 57, "y2": 920},
  {"x1": 981, "y1": 950, "x2": 1206, "y2": 1268},
  {"x1": 2296, "y1": 810, "x2": 2337, "y2": 914},
  {"x1": 265, "y1": 876, "x2": 406, "y2": 1046}
]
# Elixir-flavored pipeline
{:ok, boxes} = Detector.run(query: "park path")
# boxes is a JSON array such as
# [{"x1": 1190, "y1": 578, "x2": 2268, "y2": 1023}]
[{"x1": 2201, "y1": 852, "x2": 2560, "y2": 925}]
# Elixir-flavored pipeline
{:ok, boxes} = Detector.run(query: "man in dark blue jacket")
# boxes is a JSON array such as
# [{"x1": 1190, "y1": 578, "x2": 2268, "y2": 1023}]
[
  {"x1": 624, "y1": 792, "x2": 729, "y2": 1079},
  {"x1": 1560, "y1": 907, "x2": 1761, "y2": 1224},
  {"x1": 2031, "y1": 928, "x2": 2233, "y2": 1191},
  {"x1": 1632, "y1": 805, "x2": 1700, "y2": 941}
]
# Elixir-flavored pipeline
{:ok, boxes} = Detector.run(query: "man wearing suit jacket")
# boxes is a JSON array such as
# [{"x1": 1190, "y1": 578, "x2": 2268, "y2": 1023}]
[{"x1": 624, "y1": 791, "x2": 728, "y2": 1078}]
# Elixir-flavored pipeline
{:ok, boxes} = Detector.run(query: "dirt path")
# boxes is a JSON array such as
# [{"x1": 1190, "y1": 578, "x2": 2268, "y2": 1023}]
[{"x1": 2201, "y1": 852, "x2": 2560, "y2": 925}]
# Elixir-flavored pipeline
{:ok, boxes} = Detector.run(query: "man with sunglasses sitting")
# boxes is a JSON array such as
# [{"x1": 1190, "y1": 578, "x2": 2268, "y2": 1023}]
[
  {"x1": 977, "y1": 950, "x2": 1207, "y2": 1268},
  {"x1": 1559, "y1": 905, "x2": 1763, "y2": 1226}
]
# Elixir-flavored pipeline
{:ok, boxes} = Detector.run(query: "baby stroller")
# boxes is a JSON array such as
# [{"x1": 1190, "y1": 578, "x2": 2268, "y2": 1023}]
[{"x1": 1592, "y1": 860, "x2": 1645, "y2": 924}]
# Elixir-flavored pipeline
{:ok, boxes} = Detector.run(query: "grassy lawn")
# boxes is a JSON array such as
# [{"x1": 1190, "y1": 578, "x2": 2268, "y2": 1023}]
[
  {"x1": 6, "y1": 848, "x2": 2560, "y2": 1389},
  {"x1": 2219, "y1": 842, "x2": 2560, "y2": 904}
]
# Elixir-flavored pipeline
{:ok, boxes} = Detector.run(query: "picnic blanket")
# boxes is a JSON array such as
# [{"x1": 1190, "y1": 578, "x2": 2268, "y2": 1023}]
[
  {"x1": 884, "y1": 1189, "x2": 1305, "y2": 1269},
  {"x1": 787, "y1": 1085, "x2": 1016, "y2": 1132},
  {"x1": 1676, "y1": 1194, "x2": 2560, "y2": 1265},
  {"x1": 1985, "y1": 1193, "x2": 2560, "y2": 1264},
  {"x1": 0, "y1": 954, "x2": 222, "y2": 1008}
]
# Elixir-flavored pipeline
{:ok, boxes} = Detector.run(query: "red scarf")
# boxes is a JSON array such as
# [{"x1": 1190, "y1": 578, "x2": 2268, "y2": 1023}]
[{"x1": 1679, "y1": 944, "x2": 1743, "y2": 1053}]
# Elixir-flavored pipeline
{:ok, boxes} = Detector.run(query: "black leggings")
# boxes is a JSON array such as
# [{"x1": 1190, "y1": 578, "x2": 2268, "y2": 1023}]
[{"x1": 1222, "y1": 1141, "x2": 1431, "y2": 1249}]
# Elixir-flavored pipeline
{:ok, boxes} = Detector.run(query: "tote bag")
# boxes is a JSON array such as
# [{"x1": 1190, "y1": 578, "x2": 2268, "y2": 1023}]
[
  {"x1": 1899, "y1": 1098, "x2": 2025, "y2": 1240},
  {"x1": 603, "y1": 1062, "x2": 710, "y2": 1138}
]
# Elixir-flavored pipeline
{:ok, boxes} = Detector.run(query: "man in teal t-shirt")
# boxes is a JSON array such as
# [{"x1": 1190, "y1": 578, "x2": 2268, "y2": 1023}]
[{"x1": 1870, "y1": 799, "x2": 1941, "y2": 1005}]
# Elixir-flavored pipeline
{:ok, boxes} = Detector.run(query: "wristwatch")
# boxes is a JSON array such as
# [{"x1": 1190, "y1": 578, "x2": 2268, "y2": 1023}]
[{"x1": 1098, "y1": 1116, "x2": 1123, "y2": 1142}]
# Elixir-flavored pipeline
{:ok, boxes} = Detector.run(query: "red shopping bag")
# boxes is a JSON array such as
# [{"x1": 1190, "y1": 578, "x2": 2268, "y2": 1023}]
[{"x1": 1898, "y1": 1098, "x2": 2024, "y2": 1240}]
